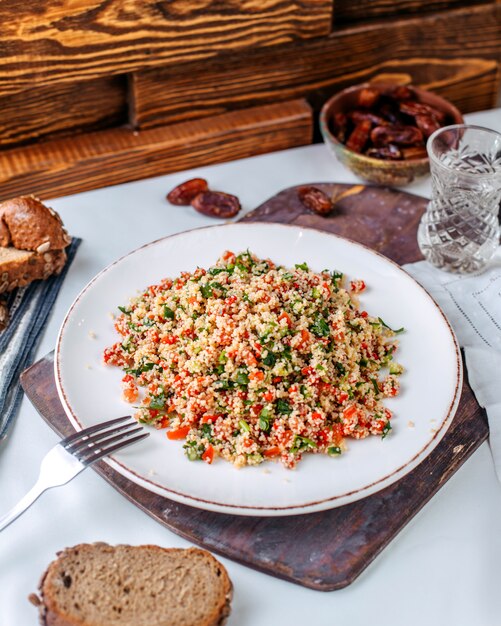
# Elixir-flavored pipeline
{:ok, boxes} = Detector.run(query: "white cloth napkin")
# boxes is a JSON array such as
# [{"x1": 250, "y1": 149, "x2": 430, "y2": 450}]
[{"x1": 404, "y1": 249, "x2": 501, "y2": 479}]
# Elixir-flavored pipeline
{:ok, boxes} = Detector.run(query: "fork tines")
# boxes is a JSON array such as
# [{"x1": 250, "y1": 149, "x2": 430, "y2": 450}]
[{"x1": 63, "y1": 416, "x2": 149, "y2": 465}]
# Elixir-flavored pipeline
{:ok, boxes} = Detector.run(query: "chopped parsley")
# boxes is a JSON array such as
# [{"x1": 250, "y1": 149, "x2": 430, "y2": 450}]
[
  {"x1": 310, "y1": 314, "x2": 330, "y2": 337},
  {"x1": 276, "y1": 398, "x2": 292, "y2": 415}
]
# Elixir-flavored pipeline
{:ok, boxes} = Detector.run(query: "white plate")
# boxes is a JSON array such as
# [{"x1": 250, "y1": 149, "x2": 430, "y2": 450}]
[{"x1": 55, "y1": 223, "x2": 462, "y2": 516}]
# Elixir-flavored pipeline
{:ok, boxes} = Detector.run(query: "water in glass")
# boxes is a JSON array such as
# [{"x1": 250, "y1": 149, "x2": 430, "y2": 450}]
[{"x1": 418, "y1": 125, "x2": 501, "y2": 274}]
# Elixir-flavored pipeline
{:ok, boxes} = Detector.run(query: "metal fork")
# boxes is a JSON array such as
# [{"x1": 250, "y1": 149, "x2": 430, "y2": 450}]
[{"x1": 0, "y1": 416, "x2": 149, "y2": 532}]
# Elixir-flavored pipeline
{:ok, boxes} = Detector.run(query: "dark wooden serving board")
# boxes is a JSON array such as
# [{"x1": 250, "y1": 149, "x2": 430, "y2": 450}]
[{"x1": 21, "y1": 184, "x2": 488, "y2": 591}]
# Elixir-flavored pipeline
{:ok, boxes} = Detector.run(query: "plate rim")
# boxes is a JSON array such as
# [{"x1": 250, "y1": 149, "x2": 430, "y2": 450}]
[{"x1": 55, "y1": 222, "x2": 463, "y2": 516}]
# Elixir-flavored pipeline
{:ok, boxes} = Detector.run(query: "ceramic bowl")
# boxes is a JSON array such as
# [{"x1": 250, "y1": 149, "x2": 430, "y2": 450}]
[{"x1": 319, "y1": 83, "x2": 464, "y2": 186}]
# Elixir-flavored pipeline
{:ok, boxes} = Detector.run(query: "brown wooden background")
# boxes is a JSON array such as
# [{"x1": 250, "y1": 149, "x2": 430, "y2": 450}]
[{"x1": 0, "y1": 1, "x2": 500, "y2": 201}]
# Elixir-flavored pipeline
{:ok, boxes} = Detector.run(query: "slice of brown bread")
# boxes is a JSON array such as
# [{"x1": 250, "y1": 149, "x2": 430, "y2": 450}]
[
  {"x1": 0, "y1": 195, "x2": 71, "y2": 251},
  {"x1": 35, "y1": 543, "x2": 233, "y2": 626},
  {"x1": 0, "y1": 246, "x2": 67, "y2": 294}
]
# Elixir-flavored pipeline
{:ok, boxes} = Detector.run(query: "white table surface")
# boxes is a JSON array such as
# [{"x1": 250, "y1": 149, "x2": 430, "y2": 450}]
[{"x1": 1, "y1": 108, "x2": 501, "y2": 626}]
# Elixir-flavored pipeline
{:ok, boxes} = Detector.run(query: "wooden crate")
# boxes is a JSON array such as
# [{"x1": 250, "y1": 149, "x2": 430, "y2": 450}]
[{"x1": 0, "y1": 1, "x2": 498, "y2": 198}]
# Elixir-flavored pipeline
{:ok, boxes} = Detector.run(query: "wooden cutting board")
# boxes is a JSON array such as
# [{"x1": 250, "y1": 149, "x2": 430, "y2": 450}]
[{"x1": 20, "y1": 183, "x2": 488, "y2": 591}]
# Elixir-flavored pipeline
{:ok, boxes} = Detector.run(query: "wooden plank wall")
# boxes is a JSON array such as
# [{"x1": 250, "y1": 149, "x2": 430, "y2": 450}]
[{"x1": 0, "y1": 0, "x2": 499, "y2": 200}]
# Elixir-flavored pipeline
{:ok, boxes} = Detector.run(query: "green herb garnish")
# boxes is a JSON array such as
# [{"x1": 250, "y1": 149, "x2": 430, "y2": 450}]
[
  {"x1": 310, "y1": 314, "x2": 330, "y2": 338},
  {"x1": 290, "y1": 435, "x2": 317, "y2": 454},
  {"x1": 276, "y1": 398, "x2": 292, "y2": 415},
  {"x1": 162, "y1": 305, "x2": 175, "y2": 320},
  {"x1": 262, "y1": 351, "x2": 276, "y2": 367},
  {"x1": 258, "y1": 408, "x2": 273, "y2": 433},
  {"x1": 378, "y1": 317, "x2": 404, "y2": 334},
  {"x1": 235, "y1": 371, "x2": 250, "y2": 386},
  {"x1": 328, "y1": 446, "x2": 342, "y2": 456},
  {"x1": 239, "y1": 419, "x2": 251, "y2": 433}
]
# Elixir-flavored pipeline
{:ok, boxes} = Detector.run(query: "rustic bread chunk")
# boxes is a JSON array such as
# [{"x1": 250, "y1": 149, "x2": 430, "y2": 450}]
[
  {"x1": 0, "y1": 246, "x2": 67, "y2": 294},
  {"x1": 36, "y1": 543, "x2": 233, "y2": 626},
  {"x1": 0, "y1": 195, "x2": 71, "y2": 252}
]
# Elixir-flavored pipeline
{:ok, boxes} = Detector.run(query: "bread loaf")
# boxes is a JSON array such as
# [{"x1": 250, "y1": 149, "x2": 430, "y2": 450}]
[
  {"x1": 33, "y1": 543, "x2": 233, "y2": 626},
  {"x1": 0, "y1": 196, "x2": 70, "y2": 295}
]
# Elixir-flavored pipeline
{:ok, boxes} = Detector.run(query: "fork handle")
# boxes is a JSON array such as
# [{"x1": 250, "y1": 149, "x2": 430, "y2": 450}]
[{"x1": 0, "y1": 478, "x2": 46, "y2": 532}]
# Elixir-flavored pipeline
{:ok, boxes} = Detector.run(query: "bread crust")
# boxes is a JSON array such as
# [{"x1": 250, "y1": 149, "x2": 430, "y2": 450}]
[
  {"x1": 0, "y1": 195, "x2": 71, "y2": 252},
  {"x1": 36, "y1": 543, "x2": 233, "y2": 626},
  {"x1": 0, "y1": 248, "x2": 67, "y2": 294}
]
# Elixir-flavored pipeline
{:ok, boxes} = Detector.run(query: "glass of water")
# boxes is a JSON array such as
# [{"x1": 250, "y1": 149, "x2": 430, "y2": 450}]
[{"x1": 418, "y1": 124, "x2": 501, "y2": 273}]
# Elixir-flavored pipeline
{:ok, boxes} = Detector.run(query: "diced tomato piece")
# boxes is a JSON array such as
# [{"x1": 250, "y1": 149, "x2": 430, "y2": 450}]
[
  {"x1": 245, "y1": 353, "x2": 258, "y2": 367},
  {"x1": 260, "y1": 293, "x2": 271, "y2": 303},
  {"x1": 167, "y1": 425, "x2": 191, "y2": 440},
  {"x1": 301, "y1": 366, "x2": 314, "y2": 376},
  {"x1": 388, "y1": 387, "x2": 397, "y2": 397},
  {"x1": 317, "y1": 429, "x2": 330, "y2": 445},
  {"x1": 331, "y1": 423, "x2": 344, "y2": 442},
  {"x1": 222, "y1": 250, "x2": 235, "y2": 262},
  {"x1": 277, "y1": 430, "x2": 293, "y2": 445},
  {"x1": 263, "y1": 392, "x2": 274, "y2": 402},
  {"x1": 272, "y1": 376, "x2": 282, "y2": 384},
  {"x1": 288, "y1": 385, "x2": 298, "y2": 394},
  {"x1": 201, "y1": 414, "x2": 220, "y2": 424},
  {"x1": 167, "y1": 404, "x2": 177, "y2": 413},
  {"x1": 161, "y1": 335, "x2": 178, "y2": 345},
  {"x1": 250, "y1": 404, "x2": 263, "y2": 416},
  {"x1": 122, "y1": 374, "x2": 134, "y2": 383},
  {"x1": 149, "y1": 409, "x2": 159, "y2": 419},
  {"x1": 103, "y1": 343, "x2": 125, "y2": 365},
  {"x1": 311, "y1": 412, "x2": 322, "y2": 421},
  {"x1": 123, "y1": 387, "x2": 138, "y2": 403},
  {"x1": 249, "y1": 371, "x2": 265, "y2": 381},
  {"x1": 159, "y1": 416, "x2": 169, "y2": 428},
  {"x1": 360, "y1": 311, "x2": 368, "y2": 318},
  {"x1": 278, "y1": 312, "x2": 292, "y2": 328},
  {"x1": 350, "y1": 279, "x2": 366, "y2": 293},
  {"x1": 337, "y1": 391, "x2": 349, "y2": 403},
  {"x1": 343, "y1": 405, "x2": 358, "y2": 420},
  {"x1": 225, "y1": 295, "x2": 237, "y2": 305},
  {"x1": 202, "y1": 445, "x2": 214, "y2": 464},
  {"x1": 264, "y1": 446, "x2": 281, "y2": 458},
  {"x1": 254, "y1": 342, "x2": 262, "y2": 354}
]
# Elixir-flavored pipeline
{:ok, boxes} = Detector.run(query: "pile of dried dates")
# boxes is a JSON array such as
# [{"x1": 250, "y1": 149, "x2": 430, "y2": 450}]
[
  {"x1": 331, "y1": 85, "x2": 452, "y2": 160},
  {"x1": 167, "y1": 178, "x2": 241, "y2": 218}
]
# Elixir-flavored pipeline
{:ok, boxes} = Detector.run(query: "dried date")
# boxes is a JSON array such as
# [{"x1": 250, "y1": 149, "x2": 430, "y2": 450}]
[
  {"x1": 414, "y1": 114, "x2": 441, "y2": 138},
  {"x1": 399, "y1": 101, "x2": 446, "y2": 123},
  {"x1": 349, "y1": 110, "x2": 388, "y2": 127},
  {"x1": 371, "y1": 124, "x2": 423, "y2": 147},
  {"x1": 332, "y1": 112, "x2": 348, "y2": 143},
  {"x1": 191, "y1": 191, "x2": 241, "y2": 219},
  {"x1": 401, "y1": 145, "x2": 428, "y2": 160},
  {"x1": 167, "y1": 178, "x2": 209, "y2": 205},
  {"x1": 390, "y1": 85, "x2": 413, "y2": 101},
  {"x1": 297, "y1": 186, "x2": 334, "y2": 216},
  {"x1": 366, "y1": 144, "x2": 402, "y2": 160},
  {"x1": 346, "y1": 119, "x2": 372, "y2": 153},
  {"x1": 357, "y1": 87, "x2": 380, "y2": 108}
]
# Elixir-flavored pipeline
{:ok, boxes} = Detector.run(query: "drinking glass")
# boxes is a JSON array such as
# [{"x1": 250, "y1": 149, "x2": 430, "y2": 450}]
[{"x1": 417, "y1": 124, "x2": 501, "y2": 273}]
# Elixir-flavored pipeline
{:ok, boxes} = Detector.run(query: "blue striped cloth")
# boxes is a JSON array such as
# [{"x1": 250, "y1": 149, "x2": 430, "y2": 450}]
[{"x1": 0, "y1": 238, "x2": 81, "y2": 442}]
